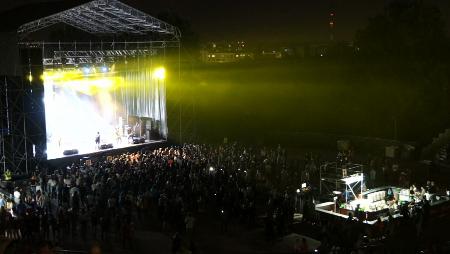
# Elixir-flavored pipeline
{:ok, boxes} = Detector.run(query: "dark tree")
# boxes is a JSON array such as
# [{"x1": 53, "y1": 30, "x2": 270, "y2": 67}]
[
  {"x1": 353, "y1": 0, "x2": 450, "y2": 144},
  {"x1": 158, "y1": 11, "x2": 200, "y2": 53},
  {"x1": 355, "y1": 0, "x2": 449, "y2": 62}
]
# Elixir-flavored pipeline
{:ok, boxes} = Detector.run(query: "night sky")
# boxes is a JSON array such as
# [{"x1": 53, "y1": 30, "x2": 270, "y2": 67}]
[{"x1": 1, "y1": 0, "x2": 450, "y2": 42}]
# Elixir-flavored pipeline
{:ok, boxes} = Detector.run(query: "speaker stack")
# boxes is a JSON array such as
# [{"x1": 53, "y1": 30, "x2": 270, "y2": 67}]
[
  {"x1": 99, "y1": 143, "x2": 114, "y2": 150},
  {"x1": 63, "y1": 149, "x2": 79, "y2": 156}
]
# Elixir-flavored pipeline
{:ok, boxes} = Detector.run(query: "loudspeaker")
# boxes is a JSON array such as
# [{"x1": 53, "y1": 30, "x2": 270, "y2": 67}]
[
  {"x1": 63, "y1": 149, "x2": 79, "y2": 156},
  {"x1": 131, "y1": 136, "x2": 145, "y2": 144},
  {"x1": 99, "y1": 143, "x2": 113, "y2": 150}
]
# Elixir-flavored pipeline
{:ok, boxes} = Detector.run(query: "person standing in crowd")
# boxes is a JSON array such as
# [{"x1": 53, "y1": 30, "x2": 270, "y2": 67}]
[{"x1": 172, "y1": 232, "x2": 182, "y2": 254}]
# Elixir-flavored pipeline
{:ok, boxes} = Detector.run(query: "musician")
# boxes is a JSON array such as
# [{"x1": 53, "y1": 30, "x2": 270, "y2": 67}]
[
  {"x1": 115, "y1": 127, "x2": 122, "y2": 144},
  {"x1": 95, "y1": 132, "x2": 100, "y2": 147},
  {"x1": 133, "y1": 121, "x2": 141, "y2": 136}
]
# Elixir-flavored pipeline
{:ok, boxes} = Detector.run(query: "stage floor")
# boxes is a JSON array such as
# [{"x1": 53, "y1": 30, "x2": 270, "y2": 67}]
[{"x1": 46, "y1": 139, "x2": 166, "y2": 160}]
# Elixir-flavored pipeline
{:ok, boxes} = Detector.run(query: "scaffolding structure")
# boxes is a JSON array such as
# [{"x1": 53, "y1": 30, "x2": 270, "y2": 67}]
[
  {"x1": 17, "y1": 0, "x2": 181, "y2": 40},
  {"x1": 0, "y1": 76, "x2": 44, "y2": 174},
  {"x1": 319, "y1": 162, "x2": 364, "y2": 201},
  {"x1": 0, "y1": 0, "x2": 196, "y2": 174}
]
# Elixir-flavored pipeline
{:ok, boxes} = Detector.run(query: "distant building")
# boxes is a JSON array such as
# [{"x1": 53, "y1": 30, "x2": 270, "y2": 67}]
[
  {"x1": 200, "y1": 41, "x2": 254, "y2": 63},
  {"x1": 261, "y1": 50, "x2": 283, "y2": 59}
]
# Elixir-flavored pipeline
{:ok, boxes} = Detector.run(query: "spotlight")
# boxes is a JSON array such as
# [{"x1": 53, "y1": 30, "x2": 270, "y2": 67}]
[
  {"x1": 82, "y1": 67, "x2": 91, "y2": 75},
  {"x1": 296, "y1": 189, "x2": 301, "y2": 193},
  {"x1": 153, "y1": 67, "x2": 166, "y2": 80},
  {"x1": 101, "y1": 66, "x2": 108, "y2": 73},
  {"x1": 209, "y1": 166, "x2": 214, "y2": 172}
]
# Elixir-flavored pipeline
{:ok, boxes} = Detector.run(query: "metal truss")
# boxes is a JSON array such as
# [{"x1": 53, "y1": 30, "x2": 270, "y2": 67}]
[
  {"x1": 20, "y1": 41, "x2": 180, "y2": 67},
  {"x1": 43, "y1": 49, "x2": 157, "y2": 66},
  {"x1": 17, "y1": 0, "x2": 181, "y2": 40},
  {"x1": 319, "y1": 162, "x2": 364, "y2": 197},
  {"x1": 0, "y1": 77, "x2": 34, "y2": 174}
]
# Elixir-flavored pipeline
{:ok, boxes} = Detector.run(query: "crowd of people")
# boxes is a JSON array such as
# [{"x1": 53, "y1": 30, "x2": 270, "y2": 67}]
[
  {"x1": 0, "y1": 142, "x2": 448, "y2": 253},
  {"x1": 0, "y1": 143, "x2": 308, "y2": 253}
]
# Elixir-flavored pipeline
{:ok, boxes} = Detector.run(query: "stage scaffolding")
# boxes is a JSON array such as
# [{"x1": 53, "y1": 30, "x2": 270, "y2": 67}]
[
  {"x1": 17, "y1": 0, "x2": 181, "y2": 40},
  {"x1": 0, "y1": 0, "x2": 196, "y2": 173},
  {"x1": 319, "y1": 162, "x2": 365, "y2": 201},
  {"x1": 0, "y1": 76, "x2": 44, "y2": 174}
]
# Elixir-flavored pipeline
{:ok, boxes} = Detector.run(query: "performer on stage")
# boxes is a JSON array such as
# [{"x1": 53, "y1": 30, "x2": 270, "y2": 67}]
[
  {"x1": 133, "y1": 121, "x2": 141, "y2": 136},
  {"x1": 115, "y1": 127, "x2": 122, "y2": 145},
  {"x1": 95, "y1": 132, "x2": 101, "y2": 148}
]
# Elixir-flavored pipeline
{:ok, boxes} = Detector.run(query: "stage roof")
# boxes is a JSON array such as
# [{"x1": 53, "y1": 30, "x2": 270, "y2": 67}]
[{"x1": 17, "y1": 0, "x2": 180, "y2": 40}]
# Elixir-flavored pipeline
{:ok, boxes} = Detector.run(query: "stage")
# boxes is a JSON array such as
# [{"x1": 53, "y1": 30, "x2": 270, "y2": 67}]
[
  {"x1": 47, "y1": 139, "x2": 166, "y2": 161},
  {"x1": 0, "y1": 0, "x2": 182, "y2": 173}
]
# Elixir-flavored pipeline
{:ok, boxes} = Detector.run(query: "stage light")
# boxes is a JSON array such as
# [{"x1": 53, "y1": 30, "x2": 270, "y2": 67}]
[
  {"x1": 101, "y1": 66, "x2": 108, "y2": 73},
  {"x1": 27, "y1": 73, "x2": 33, "y2": 82},
  {"x1": 296, "y1": 189, "x2": 300, "y2": 193},
  {"x1": 209, "y1": 166, "x2": 214, "y2": 172},
  {"x1": 83, "y1": 67, "x2": 91, "y2": 75},
  {"x1": 153, "y1": 67, "x2": 166, "y2": 80}
]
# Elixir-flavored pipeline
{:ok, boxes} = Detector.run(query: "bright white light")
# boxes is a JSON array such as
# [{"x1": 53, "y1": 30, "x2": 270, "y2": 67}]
[
  {"x1": 153, "y1": 67, "x2": 166, "y2": 80},
  {"x1": 342, "y1": 173, "x2": 364, "y2": 185},
  {"x1": 101, "y1": 66, "x2": 108, "y2": 73},
  {"x1": 83, "y1": 67, "x2": 91, "y2": 75},
  {"x1": 301, "y1": 183, "x2": 307, "y2": 188},
  {"x1": 209, "y1": 166, "x2": 214, "y2": 172},
  {"x1": 296, "y1": 189, "x2": 300, "y2": 193}
]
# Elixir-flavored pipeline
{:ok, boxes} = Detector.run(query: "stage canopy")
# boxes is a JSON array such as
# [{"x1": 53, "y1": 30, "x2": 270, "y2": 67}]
[{"x1": 17, "y1": 0, "x2": 181, "y2": 40}]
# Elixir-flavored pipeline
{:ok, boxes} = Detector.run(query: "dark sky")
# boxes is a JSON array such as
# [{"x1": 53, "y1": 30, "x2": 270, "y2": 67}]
[{"x1": 2, "y1": 0, "x2": 450, "y2": 43}]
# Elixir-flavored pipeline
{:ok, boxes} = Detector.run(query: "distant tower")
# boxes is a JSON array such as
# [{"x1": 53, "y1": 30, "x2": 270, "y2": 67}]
[{"x1": 329, "y1": 1, "x2": 336, "y2": 41}]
